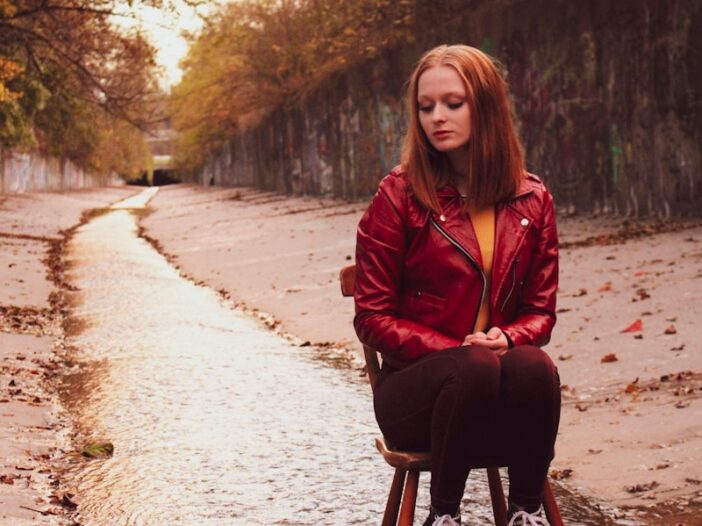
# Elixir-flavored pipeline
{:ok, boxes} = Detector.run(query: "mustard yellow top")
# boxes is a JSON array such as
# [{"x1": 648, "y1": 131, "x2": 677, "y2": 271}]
[{"x1": 467, "y1": 204, "x2": 495, "y2": 333}]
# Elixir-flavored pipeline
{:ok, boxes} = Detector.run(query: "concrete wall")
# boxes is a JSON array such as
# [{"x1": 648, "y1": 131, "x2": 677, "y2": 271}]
[
  {"x1": 189, "y1": 0, "x2": 701, "y2": 217},
  {"x1": 0, "y1": 148, "x2": 119, "y2": 194}
]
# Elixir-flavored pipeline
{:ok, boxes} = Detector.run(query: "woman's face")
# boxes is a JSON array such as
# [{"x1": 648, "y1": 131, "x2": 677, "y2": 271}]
[{"x1": 417, "y1": 65, "x2": 471, "y2": 154}]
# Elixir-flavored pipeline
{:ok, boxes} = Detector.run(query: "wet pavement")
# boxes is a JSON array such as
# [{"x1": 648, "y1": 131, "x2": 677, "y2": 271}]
[{"x1": 60, "y1": 189, "x2": 616, "y2": 525}]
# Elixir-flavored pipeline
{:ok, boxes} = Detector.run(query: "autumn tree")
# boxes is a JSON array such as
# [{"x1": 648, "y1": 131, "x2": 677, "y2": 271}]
[
  {"x1": 171, "y1": 0, "x2": 414, "y2": 171},
  {"x1": 0, "y1": 0, "x2": 166, "y2": 178}
]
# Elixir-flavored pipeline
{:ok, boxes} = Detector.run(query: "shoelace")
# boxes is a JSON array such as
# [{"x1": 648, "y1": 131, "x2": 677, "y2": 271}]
[
  {"x1": 431, "y1": 514, "x2": 461, "y2": 526},
  {"x1": 507, "y1": 509, "x2": 550, "y2": 526}
]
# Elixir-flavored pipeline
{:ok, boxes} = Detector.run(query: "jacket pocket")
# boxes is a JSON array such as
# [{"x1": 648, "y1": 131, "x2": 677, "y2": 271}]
[
  {"x1": 409, "y1": 289, "x2": 446, "y2": 308},
  {"x1": 400, "y1": 289, "x2": 447, "y2": 322}
]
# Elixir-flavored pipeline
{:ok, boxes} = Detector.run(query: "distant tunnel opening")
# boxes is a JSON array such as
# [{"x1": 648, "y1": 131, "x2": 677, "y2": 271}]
[
  {"x1": 153, "y1": 169, "x2": 179, "y2": 186},
  {"x1": 132, "y1": 169, "x2": 180, "y2": 187}
]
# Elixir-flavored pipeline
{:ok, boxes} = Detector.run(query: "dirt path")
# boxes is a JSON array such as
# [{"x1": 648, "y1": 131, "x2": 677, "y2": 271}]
[{"x1": 141, "y1": 184, "x2": 702, "y2": 524}]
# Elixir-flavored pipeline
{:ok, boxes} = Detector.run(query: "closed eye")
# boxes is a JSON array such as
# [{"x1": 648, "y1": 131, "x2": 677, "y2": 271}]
[
  {"x1": 448, "y1": 102, "x2": 464, "y2": 110},
  {"x1": 419, "y1": 105, "x2": 433, "y2": 113}
]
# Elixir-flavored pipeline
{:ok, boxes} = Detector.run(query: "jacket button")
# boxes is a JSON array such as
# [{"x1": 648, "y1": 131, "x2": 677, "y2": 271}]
[
  {"x1": 520, "y1": 218, "x2": 529, "y2": 227},
  {"x1": 440, "y1": 214, "x2": 446, "y2": 222}
]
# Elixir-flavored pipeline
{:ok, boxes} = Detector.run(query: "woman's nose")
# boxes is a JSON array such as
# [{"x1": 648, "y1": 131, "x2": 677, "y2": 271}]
[{"x1": 432, "y1": 106, "x2": 447, "y2": 123}]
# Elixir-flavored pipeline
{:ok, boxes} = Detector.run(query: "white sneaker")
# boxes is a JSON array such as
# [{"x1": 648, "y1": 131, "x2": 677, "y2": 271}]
[
  {"x1": 422, "y1": 506, "x2": 461, "y2": 526},
  {"x1": 507, "y1": 505, "x2": 550, "y2": 526},
  {"x1": 430, "y1": 514, "x2": 461, "y2": 526}
]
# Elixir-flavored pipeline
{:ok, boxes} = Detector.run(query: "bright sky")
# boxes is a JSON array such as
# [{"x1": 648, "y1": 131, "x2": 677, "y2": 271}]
[{"x1": 111, "y1": 1, "x2": 213, "y2": 89}]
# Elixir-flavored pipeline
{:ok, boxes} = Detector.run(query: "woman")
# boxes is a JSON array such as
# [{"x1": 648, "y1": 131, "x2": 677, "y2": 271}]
[{"x1": 353, "y1": 45, "x2": 560, "y2": 526}]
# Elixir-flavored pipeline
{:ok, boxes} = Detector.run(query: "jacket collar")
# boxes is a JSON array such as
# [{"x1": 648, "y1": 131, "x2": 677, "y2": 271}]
[
  {"x1": 430, "y1": 176, "x2": 538, "y2": 287},
  {"x1": 435, "y1": 176, "x2": 535, "y2": 201}
]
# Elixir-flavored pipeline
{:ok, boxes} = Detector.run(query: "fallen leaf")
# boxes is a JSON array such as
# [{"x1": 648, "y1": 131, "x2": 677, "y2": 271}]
[
  {"x1": 685, "y1": 477, "x2": 700, "y2": 485},
  {"x1": 575, "y1": 403, "x2": 588, "y2": 412},
  {"x1": 1, "y1": 474, "x2": 15, "y2": 484},
  {"x1": 549, "y1": 468, "x2": 573, "y2": 480},
  {"x1": 674, "y1": 401, "x2": 690, "y2": 409},
  {"x1": 634, "y1": 271, "x2": 649, "y2": 277},
  {"x1": 597, "y1": 282, "x2": 613, "y2": 292},
  {"x1": 573, "y1": 288, "x2": 588, "y2": 297},
  {"x1": 636, "y1": 289, "x2": 651, "y2": 300},
  {"x1": 601, "y1": 353, "x2": 619, "y2": 363},
  {"x1": 664, "y1": 325, "x2": 677, "y2": 335},
  {"x1": 665, "y1": 317, "x2": 677, "y2": 322},
  {"x1": 81, "y1": 442, "x2": 114, "y2": 458},
  {"x1": 625, "y1": 378, "x2": 640, "y2": 394},
  {"x1": 670, "y1": 344, "x2": 685, "y2": 351},
  {"x1": 588, "y1": 448, "x2": 603, "y2": 454},
  {"x1": 60, "y1": 494, "x2": 78, "y2": 510},
  {"x1": 621, "y1": 319, "x2": 643, "y2": 333},
  {"x1": 634, "y1": 334, "x2": 644, "y2": 339},
  {"x1": 557, "y1": 354, "x2": 573, "y2": 361}
]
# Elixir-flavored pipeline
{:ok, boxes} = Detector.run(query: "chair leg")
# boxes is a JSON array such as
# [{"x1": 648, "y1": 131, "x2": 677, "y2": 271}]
[
  {"x1": 382, "y1": 468, "x2": 406, "y2": 526},
  {"x1": 542, "y1": 480, "x2": 564, "y2": 526},
  {"x1": 487, "y1": 467, "x2": 508, "y2": 526},
  {"x1": 398, "y1": 470, "x2": 420, "y2": 526}
]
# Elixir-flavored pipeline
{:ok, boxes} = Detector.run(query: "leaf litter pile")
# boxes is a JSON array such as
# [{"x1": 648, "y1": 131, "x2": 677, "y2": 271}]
[
  {"x1": 0, "y1": 226, "x2": 86, "y2": 518},
  {"x1": 561, "y1": 370, "x2": 701, "y2": 410},
  {"x1": 558, "y1": 219, "x2": 700, "y2": 250}
]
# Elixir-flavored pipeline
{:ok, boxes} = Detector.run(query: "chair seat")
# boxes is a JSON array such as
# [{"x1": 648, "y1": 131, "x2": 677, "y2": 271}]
[{"x1": 376, "y1": 436, "x2": 431, "y2": 471}]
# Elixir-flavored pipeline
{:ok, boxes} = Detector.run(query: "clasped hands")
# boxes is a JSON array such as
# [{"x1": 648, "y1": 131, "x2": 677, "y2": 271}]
[{"x1": 462, "y1": 326, "x2": 509, "y2": 356}]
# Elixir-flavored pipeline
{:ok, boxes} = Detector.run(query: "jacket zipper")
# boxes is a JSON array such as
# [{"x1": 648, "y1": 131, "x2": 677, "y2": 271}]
[
  {"x1": 500, "y1": 256, "x2": 519, "y2": 312},
  {"x1": 430, "y1": 217, "x2": 486, "y2": 333}
]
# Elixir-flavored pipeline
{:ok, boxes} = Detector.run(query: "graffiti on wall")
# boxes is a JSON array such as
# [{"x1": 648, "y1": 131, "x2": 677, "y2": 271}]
[{"x1": 188, "y1": 0, "x2": 701, "y2": 217}]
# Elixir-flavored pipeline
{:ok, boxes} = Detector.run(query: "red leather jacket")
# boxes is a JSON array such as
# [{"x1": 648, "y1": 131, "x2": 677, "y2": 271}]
[{"x1": 354, "y1": 167, "x2": 558, "y2": 368}]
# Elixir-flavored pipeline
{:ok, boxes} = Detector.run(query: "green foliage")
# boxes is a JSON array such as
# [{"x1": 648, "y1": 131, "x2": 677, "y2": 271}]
[
  {"x1": 171, "y1": 0, "x2": 415, "y2": 171},
  {"x1": 0, "y1": 1, "x2": 164, "y2": 178},
  {"x1": 0, "y1": 71, "x2": 48, "y2": 146}
]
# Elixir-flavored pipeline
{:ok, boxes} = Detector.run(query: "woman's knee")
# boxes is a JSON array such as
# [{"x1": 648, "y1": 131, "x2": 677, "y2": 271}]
[
  {"x1": 504, "y1": 345, "x2": 559, "y2": 394},
  {"x1": 445, "y1": 345, "x2": 501, "y2": 398}
]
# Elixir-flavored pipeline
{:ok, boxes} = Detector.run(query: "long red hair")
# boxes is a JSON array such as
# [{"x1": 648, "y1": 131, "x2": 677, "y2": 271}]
[{"x1": 401, "y1": 44, "x2": 525, "y2": 212}]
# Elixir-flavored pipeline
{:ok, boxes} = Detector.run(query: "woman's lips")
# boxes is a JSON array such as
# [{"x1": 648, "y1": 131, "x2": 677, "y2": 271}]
[{"x1": 433, "y1": 130, "x2": 452, "y2": 139}]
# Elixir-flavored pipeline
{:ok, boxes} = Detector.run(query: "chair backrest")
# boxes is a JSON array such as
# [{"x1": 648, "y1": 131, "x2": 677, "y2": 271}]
[{"x1": 339, "y1": 264, "x2": 381, "y2": 391}]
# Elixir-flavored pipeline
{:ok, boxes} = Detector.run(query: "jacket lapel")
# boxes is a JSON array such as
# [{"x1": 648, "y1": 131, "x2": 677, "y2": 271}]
[
  {"x1": 434, "y1": 190, "x2": 484, "y2": 267},
  {"x1": 491, "y1": 179, "x2": 536, "y2": 303}
]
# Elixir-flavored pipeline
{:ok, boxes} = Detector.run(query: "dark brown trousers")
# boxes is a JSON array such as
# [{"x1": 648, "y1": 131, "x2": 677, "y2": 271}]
[{"x1": 373, "y1": 345, "x2": 561, "y2": 514}]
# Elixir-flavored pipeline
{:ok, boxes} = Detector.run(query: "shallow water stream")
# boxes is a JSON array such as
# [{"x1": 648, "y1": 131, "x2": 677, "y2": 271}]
[{"x1": 60, "y1": 188, "x2": 616, "y2": 525}]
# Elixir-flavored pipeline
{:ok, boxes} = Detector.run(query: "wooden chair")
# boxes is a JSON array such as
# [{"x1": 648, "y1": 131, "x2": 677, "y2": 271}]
[{"x1": 340, "y1": 264, "x2": 564, "y2": 526}]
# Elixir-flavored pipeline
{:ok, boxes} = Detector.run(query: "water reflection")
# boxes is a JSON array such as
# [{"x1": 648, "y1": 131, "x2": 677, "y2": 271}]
[{"x1": 60, "y1": 189, "x2": 616, "y2": 525}]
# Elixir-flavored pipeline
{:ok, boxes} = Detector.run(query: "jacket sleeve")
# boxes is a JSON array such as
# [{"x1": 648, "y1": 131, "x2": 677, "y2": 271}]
[
  {"x1": 500, "y1": 190, "x2": 558, "y2": 347},
  {"x1": 353, "y1": 176, "x2": 462, "y2": 365}
]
